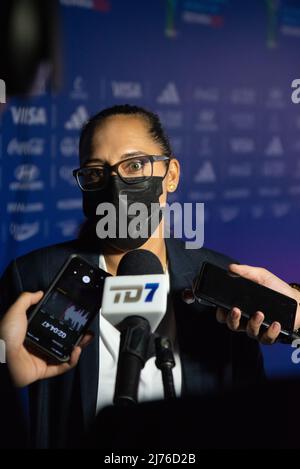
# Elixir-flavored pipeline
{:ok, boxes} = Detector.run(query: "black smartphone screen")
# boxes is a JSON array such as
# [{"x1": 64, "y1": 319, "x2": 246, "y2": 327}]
[
  {"x1": 26, "y1": 255, "x2": 109, "y2": 361},
  {"x1": 194, "y1": 262, "x2": 297, "y2": 334}
]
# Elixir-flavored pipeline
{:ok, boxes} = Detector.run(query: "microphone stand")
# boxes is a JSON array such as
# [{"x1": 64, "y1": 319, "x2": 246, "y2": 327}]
[{"x1": 155, "y1": 336, "x2": 176, "y2": 400}]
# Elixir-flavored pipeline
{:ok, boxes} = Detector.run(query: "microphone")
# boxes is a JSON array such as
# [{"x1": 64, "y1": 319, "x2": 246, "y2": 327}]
[
  {"x1": 101, "y1": 250, "x2": 168, "y2": 406},
  {"x1": 101, "y1": 250, "x2": 168, "y2": 332}
]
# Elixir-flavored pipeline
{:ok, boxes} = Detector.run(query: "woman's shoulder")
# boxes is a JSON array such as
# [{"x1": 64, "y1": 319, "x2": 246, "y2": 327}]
[
  {"x1": 14, "y1": 239, "x2": 80, "y2": 266},
  {"x1": 2, "y1": 240, "x2": 87, "y2": 284},
  {"x1": 166, "y1": 237, "x2": 237, "y2": 270}
]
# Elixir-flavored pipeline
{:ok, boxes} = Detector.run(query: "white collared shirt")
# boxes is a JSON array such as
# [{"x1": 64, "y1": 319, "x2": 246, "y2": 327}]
[{"x1": 96, "y1": 255, "x2": 182, "y2": 413}]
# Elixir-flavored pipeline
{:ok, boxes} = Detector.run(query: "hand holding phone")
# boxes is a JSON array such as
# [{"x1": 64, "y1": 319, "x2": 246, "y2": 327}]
[
  {"x1": 25, "y1": 254, "x2": 109, "y2": 362},
  {"x1": 217, "y1": 264, "x2": 300, "y2": 344},
  {"x1": 194, "y1": 262, "x2": 299, "y2": 343},
  {"x1": 0, "y1": 291, "x2": 93, "y2": 387}
]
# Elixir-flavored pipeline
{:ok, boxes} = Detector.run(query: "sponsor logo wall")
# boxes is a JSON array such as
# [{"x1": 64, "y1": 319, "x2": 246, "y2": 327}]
[{"x1": 1, "y1": 0, "x2": 300, "y2": 375}]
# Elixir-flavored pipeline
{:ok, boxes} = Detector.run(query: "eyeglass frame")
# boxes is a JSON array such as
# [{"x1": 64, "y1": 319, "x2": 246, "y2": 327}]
[{"x1": 73, "y1": 154, "x2": 171, "y2": 192}]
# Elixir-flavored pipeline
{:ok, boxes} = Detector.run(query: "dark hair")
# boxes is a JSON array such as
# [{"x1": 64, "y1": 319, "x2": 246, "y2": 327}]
[{"x1": 79, "y1": 104, "x2": 173, "y2": 164}]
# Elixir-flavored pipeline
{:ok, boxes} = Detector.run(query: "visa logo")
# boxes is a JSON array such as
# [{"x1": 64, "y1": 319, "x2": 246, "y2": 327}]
[{"x1": 11, "y1": 106, "x2": 47, "y2": 125}]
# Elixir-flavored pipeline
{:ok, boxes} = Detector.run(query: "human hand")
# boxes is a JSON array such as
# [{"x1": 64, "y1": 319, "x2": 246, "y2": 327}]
[
  {"x1": 216, "y1": 264, "x2": 300, "y2": 345},
  {"x1": 0, "y1": 291, "x2": 93, "y2": 387}
]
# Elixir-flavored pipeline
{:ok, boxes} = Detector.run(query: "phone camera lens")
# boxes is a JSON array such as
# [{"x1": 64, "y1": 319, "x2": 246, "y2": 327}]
[
  {"x1": 90, "y1": 269, "x2": 94, "y2": 273},
  {"x1": 74, "y1": 271, "x2": 77, "y2": 274},
  {"x1": 82, "y1": 275, "x2": 91, "y2": 284}
]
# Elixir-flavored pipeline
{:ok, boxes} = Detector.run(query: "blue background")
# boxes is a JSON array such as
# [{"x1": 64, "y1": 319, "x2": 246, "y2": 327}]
[{"x1": 1, "y1": 0, "x2": 300, "y2": 376}]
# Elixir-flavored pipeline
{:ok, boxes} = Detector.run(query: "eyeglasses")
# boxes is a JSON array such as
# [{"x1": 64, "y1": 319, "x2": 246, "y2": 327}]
[{"x1": 73, "y1": 155, "x2": 170, "y2": 191}]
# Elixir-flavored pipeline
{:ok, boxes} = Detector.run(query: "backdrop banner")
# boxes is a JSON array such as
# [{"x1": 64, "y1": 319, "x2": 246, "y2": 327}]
[{"x1": 1, "y1": 0, "x2": 300, "y2": 376}]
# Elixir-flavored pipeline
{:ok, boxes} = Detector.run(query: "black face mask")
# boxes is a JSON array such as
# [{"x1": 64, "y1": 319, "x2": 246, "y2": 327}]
[{"x1": 81, "y1": 175, "x2": 164, "y2": 251}]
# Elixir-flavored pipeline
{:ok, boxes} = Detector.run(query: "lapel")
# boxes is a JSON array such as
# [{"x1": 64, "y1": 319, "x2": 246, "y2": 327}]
[
  {"x1": 75, "y1": 248, "x2": 101, "y2": 431},
  {"x1": 165, "y1": 238, "x2": 220, "y2": 396},
  {"x1": 165, "y1": 238, "x2": 202, "y2": 395},
  {"x1": 165, "y1": 238, "x2": 198, "y2": 292}
]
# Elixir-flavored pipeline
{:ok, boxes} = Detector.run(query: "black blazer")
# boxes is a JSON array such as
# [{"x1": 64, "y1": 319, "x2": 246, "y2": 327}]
[{"x1": 0, "y1": 238, "x2": 265, "y2": 448}]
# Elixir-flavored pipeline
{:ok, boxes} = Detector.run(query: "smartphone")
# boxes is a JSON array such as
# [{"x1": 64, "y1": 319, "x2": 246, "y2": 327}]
[
  {"x1": 26, "y1": 254, "x2": 109, "y2": 362},
  {"x1": 193, "y1": 262, "x2": 298, "y2": 340}
]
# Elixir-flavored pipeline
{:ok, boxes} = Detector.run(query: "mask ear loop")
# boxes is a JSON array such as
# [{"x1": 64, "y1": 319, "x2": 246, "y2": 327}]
[
  {"x1": 162, "y1": 160, "x2": 174, "y2": 193},
  {"x1": 162, "y1": 158, "x2": 171, "y2": 181}
]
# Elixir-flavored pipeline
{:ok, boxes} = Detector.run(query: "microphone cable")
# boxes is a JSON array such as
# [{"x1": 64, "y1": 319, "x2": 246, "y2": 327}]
[{"x1": 155, "y1": 336, "x2": 176, "y2": 400}]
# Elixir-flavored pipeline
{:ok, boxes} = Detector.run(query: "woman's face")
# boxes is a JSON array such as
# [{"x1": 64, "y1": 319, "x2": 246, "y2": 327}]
[{"x1": 85, "y1": 114, "x2": 180, "y2": 205}]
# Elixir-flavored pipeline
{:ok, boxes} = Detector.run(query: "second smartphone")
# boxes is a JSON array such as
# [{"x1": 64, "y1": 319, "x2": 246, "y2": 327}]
[
  {"x1": 26, "y1": 254, "x2": 110, "y2": 362},
  {"x1": 194, "y1": 262, "x2": 298, "y2": 341}
]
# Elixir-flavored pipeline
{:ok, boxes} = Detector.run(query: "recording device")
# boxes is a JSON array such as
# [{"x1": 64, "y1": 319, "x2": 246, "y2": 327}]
[
  {"x1": 101, "y1": 249, "x2": 168, "y2": 406},
  {"x1": 194, "y1": 262, "x2": 298, "y2": 341},
  {"x1": 26, "y1": 254, "x2": 109, "y2": 362}
]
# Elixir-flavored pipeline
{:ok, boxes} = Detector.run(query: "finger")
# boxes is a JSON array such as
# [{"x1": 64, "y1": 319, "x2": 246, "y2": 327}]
[
  {"x1": 226, "y1": 307, "x2": 242, "y2": 331},
  {"x1": 44, "y1": 346, "x2": 83, "y2": 379},
  {"x1": 182, "y1": 288, "x2": 195, "y2": 304},
  {"x1": 246, "y1": 311, "x2": 265, "y2": 338},
  {"x1": 68, "y1": 346, "x2": 83, "y2": 368},
  {"x1": 64, "y1": 333, "x2": 94, "y2": 370},
  {"x1": 0, "y1": 291, "x2": 44, "y2": 351},
  {"x1": 260, "y1": 322, "x2": 281, "y2": 345},
  {"x1": 216, "y1": 307, "x2": 228, "y2": 324},
  {"x1": 47, "y1": 332, "x2": 94, "y2": 375},
  {"x1": 65, "y1": 340, "x2": 87, "y2": 366},
  {"x1": 7, "y1": 291, "x2": 44, "y2": 318},
  {"x1": 78, "y1": 331, "x2": 94, "y2": 348},
  {"x1": 228, "y1": 264, "x2": 270, "y2": 285}
]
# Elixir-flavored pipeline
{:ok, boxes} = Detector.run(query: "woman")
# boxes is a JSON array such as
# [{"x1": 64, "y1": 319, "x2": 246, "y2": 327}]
[{"x1": 0, "y1": 104, "x2": 297, "y2": 448}]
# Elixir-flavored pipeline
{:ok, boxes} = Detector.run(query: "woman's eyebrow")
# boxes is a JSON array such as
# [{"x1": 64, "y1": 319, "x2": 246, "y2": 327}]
[
  {"x1": 119, "y1": 151, "x2": 148, "y2": 160},
  {"x1": 86, "y1": 158, "x2": 105, "y2": 165},
  {"x1": 88, "y1": 152, "x2": 148, "y2": 164}
]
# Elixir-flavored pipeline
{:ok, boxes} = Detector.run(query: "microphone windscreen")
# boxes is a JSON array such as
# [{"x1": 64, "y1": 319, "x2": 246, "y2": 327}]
[{"x1": 117, "y1": 249, "x2": 164, "y2": 276}]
